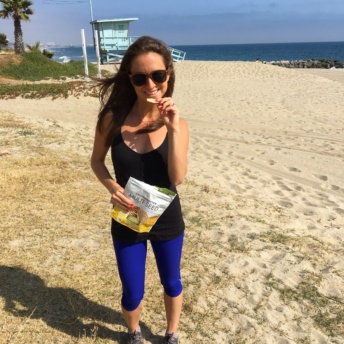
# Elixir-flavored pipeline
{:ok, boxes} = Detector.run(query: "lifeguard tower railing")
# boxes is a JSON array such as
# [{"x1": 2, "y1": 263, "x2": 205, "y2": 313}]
[
  {"x1": 91, "y1": 18, "x2": 186, "y2": 63},
  {"x1": 170, "y1": 47, "x2": 186, "y2": 62}
]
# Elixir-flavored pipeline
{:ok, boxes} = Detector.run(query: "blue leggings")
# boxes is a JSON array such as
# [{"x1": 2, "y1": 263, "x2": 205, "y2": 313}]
[{"x1": 113, "y1": 233, "x2": 184, "y2": 311}]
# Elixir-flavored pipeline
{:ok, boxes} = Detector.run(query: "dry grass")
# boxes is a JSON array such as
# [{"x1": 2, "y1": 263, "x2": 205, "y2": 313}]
[
  {"x1": 1, "y1": 113, "x2": 344, "y2": 343},
  {"x1": 0, "y1": 53, "x2": 23, "y2": 68}
]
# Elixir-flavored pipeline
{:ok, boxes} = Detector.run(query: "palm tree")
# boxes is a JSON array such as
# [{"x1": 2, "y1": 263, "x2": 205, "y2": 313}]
[{"x1": 0, "y1": 0, "x2": 34, "y2": 54}]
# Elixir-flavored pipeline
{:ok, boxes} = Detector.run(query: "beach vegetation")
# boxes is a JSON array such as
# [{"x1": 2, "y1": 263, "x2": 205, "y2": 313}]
[
  {"x1": 227, "y1": 234, "x2": 249, "y2": 252},
  {"x1": 26, "y1": 40, "x2": 54, "y2": 59},
  {"x1": 0, "y1": 81, "x2": 100, "y2": 99},
  {"x1": 259, "y1": 230, "x2": 294, "y2": 245},
  {"x1": 42, "y1": 48, "x2": 54, "y2": 59},
  {"x1": 0, "y1": 0, "x2": 34, "y2": 54},
  {"x1": 0, "y1": 32, "x2": 8, "y2": 47},
  {"x1": 26, "y1": 40, "x2": 40, "y2": 51},
  {"x1": 265, "y1": 272, "x2": 344, "y2": 337},
  {"x1": 0, "y1": 50, "x2": 101, "y2": 98},
  {"x1": 0, "y1": 83, "x2": 71, "y2": 99},
  {"x1": 0, "y1": 50, "x2": 97, "y2": 81}
]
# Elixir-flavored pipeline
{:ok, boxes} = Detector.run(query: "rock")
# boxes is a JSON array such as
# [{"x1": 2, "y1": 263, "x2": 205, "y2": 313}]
[{"x1": 266, "y1": 59, "x2": 344, "y2": 69}]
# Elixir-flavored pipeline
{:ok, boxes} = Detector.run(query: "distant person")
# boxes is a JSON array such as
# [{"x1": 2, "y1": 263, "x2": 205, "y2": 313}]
[{"x1": 91, "y1": 36, "x2": 189, "y2": 344}]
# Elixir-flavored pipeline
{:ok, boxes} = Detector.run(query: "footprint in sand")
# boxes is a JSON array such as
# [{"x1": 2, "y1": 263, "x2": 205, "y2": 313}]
[
  {"x1": 304, "y1": 201, "x2": 319, "y2": 208},
  {"x1": 315, "y1": 174, "x2": 328, "y2": 181},
  {"x1": 277, "y1": 181, "x2": 292, "y2": 192},
  {"x1": 274, "y1": 190, "x2": 284, "y2": 196},
  {"x1": 294, "y1": 185, "x2": 304, "y2": 192},
  {"x1": 303, "y1": 209, "x2": 315, "y2": 216},
  {"x1": 231, "y1": 184, "x2": 246, "y2": 194},
  {"x1": 334, "y1": 208, "x2": 344, "y2": 215},
  {"x1": 278, "y1": 200, "x2": 294, "y2": 208},
  {"x1": 289, "y1": 167, "x2": 301, "y2": 172}
]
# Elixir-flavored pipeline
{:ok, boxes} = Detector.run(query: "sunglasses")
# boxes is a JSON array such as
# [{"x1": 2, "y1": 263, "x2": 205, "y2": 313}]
[{"x1": 129, "y1": 69, "x2": 168, "y2": 86}]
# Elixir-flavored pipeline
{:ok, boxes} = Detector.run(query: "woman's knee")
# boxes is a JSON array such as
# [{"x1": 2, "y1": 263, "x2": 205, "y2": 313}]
[
  {"x1": 122, "y1": 292, "x2": 144, "y2": 311},
  {"x1": 162, "y1": 279, "x2": 183, "y2": 297}
]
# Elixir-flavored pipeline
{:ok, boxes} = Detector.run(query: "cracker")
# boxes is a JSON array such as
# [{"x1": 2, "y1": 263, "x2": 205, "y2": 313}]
[{"x1": 146, "y1": 98, "x2": 159, "y2": 104}]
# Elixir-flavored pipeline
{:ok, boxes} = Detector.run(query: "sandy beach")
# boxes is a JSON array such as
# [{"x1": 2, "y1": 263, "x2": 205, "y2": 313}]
[{"x1": 1, "y1": 61, "x2": 344, "y2": 343}]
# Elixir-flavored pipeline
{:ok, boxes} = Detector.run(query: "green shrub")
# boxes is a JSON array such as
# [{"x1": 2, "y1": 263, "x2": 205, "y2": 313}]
[
  {"x1": 0, "y1": 33, "x2": 8, "y2": 47},
  {"x1": 42, "y1": 49, "x2": 54, "y2": 59},
  {"x1": 0, "y1": 50, "x2": 97, "y2": 81}
]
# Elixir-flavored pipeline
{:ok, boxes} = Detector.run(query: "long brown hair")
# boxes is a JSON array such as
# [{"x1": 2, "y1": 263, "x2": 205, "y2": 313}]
[{"x1": 97, "y1": 36, "x2": 175, "y2": 146}]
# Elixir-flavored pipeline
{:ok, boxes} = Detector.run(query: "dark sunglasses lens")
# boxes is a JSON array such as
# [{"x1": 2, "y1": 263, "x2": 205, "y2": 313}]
[
  {"x1": 132, "y1": 74, "x2": 147, "y2": 86},
  {"x1": 152, "y1": 71, "x2": 167, "y2": 83}
]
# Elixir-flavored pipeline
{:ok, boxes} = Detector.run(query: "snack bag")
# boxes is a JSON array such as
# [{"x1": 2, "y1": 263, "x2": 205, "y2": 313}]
[{"x1": 110, "y1": 177, "x2": 176, "y2": 233}]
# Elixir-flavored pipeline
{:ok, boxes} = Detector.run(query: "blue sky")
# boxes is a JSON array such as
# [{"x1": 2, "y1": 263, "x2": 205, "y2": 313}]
[{"x1": 1, "y1": 0, "x2": 344, "y2": 46}]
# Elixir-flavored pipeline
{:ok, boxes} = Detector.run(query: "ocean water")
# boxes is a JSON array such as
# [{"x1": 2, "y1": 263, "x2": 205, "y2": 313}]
[{"x1": 49, "y1": 41, "x2": 344, "y2": 64}]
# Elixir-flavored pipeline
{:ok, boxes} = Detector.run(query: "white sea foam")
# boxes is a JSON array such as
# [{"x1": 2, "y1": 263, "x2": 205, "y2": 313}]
[{"x1": 59, "y1": 55, "x2": 71, "y2": 63}]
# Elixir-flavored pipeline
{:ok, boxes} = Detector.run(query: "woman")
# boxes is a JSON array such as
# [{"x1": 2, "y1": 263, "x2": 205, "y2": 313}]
[{"x1": 91, "y1": 36, "x2": 189, "y2": 344}]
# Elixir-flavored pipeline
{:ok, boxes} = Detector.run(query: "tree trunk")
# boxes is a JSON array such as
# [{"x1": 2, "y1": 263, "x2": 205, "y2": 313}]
[{"x1": 14, "y1": 17, "x2": 24, "y2": 54}]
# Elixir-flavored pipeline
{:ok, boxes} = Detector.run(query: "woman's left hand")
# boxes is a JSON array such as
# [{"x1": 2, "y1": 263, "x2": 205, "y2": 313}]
[{"x1": 157, "y1": 98, "x2": 180, "y2": 131}]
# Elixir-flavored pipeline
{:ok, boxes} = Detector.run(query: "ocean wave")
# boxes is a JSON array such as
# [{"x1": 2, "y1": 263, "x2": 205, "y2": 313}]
[{"x1": 59, "y1": 55, "x2": 71, "y2": 63}]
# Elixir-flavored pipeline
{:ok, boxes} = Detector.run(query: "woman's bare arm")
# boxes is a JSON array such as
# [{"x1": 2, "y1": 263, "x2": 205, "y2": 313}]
[{"x1": 90, "y1": 113, "x2": 133, "y2": 210}]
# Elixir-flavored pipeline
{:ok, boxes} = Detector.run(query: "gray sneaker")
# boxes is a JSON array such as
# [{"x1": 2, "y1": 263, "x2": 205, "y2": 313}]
[
  {"x1": 126, "y1": 330, "x2": 144, "y2": 344},
  {"x1": 162, "y1": 333, "x2": 179, "y2": 344}
]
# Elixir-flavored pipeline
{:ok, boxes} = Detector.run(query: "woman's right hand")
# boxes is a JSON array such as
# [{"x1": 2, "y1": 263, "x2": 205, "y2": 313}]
[{"x1": 110, "y1": 185, "x2": 134, "y2": 211}]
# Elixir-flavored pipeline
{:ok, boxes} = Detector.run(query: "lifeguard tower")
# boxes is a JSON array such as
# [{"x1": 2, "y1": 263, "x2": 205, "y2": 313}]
[{"x1": 90, "y1": 18, "x2": 186, "y2": 63}]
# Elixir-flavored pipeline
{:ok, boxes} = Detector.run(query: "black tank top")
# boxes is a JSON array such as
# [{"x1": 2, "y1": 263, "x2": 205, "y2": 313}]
[{"x1": 110, "y1": 131, "x2": 185, "y2": 243}]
